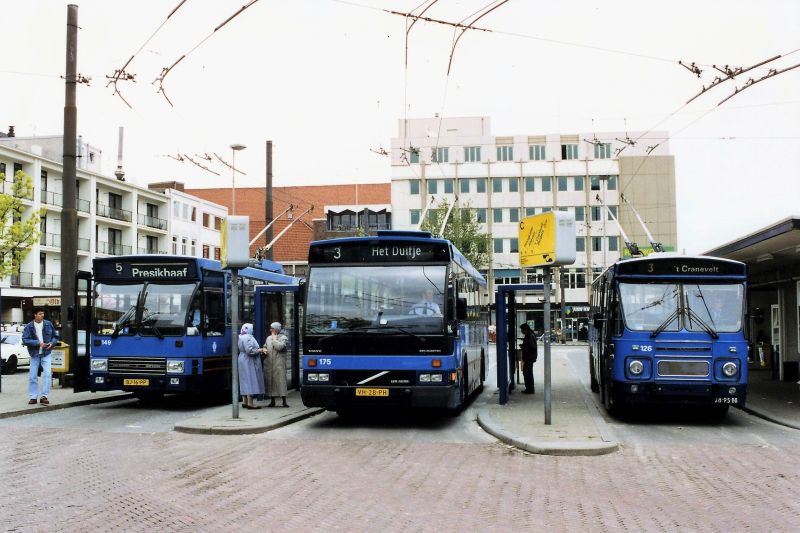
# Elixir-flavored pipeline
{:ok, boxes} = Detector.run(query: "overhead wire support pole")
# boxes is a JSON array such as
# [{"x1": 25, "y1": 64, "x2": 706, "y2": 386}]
[
  {"x1": 249, "y1": 205, "x2": 293, "y2": 246},
  {"x1": 620, "y1": 193, "x2": 663, "y2": 252},
  {"x1": 596, "y1": 194, "x2": 640, "y2": 257}
]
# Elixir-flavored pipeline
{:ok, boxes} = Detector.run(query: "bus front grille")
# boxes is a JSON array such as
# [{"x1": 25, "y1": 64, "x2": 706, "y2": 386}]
[
  {"x1": 332, "y1": 370, "x2": 417, "y2": 387},
  {"x1": 657, "y1": 360, "x2": 709, "y2": 377},
  {"x1": 108, "y1": 357, "x2": 166, "y2": 375}
]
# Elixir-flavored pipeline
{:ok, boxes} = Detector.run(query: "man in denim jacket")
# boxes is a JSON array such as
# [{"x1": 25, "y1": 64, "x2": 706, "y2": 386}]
[{"x1": 21, "y1": 308, "x2": 59, "y2": 405}]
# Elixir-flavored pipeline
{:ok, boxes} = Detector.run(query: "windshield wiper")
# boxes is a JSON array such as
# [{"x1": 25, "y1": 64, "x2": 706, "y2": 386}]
[
  {"x1": 111, "y1": 305, "x2": 138, "y2": 338},
  {"x1": 650, "y1": 308, "x2": 680, "y2": 339},
  {"x1": 685, "y1": 306, "x2": 719, "y2": 339},
  {"x1": 140, "y1": 311, "x2": 165, "y2": 339}
]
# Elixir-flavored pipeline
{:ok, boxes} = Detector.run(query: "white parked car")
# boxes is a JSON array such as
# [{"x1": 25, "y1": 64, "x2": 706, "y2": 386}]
[{"x1": 1, "y1": 331, "x2": 29, "y2": 374}]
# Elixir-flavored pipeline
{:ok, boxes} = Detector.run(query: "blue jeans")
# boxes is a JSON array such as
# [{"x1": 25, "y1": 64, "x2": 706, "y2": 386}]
[{"x1": 28, "y1": 353, "x2": 52, "y2": 399}]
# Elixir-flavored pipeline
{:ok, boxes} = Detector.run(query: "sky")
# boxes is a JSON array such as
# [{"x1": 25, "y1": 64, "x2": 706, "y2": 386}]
[{"x1": 2, "y1": 0, "x2": 799, "y2": 255}]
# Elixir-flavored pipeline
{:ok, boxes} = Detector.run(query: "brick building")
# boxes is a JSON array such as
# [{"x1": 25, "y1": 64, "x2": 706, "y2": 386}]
[{"x1": 186, "y1": 183, "x2": 390, "y2": 276}]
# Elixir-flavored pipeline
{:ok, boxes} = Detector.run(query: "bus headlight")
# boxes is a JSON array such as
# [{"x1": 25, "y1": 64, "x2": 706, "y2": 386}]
[
  {"x1": 722, "y1": 361, "x2": 738, "y2": 377},
  {"x1": 317, "y1": 373, "x2": 330, "y2": 382},
  {"x1": 628, "y1": 360, "x2": 644, "y2": 376},
  {"x1": 419, "y1": 374, "x2": 431, "y2": 383},
  {"x1": 431, "y1": 373, "x2": 443, "y2": 382},
  {"x1": 307, "y1": 373, "x2": 319, "y2": 382},
  {"x1": 166, "y1": 360, "x2": 184, "y2": 374},
  {"x1": 91, "y1": 358, "x2": 107, "y2": 371}
]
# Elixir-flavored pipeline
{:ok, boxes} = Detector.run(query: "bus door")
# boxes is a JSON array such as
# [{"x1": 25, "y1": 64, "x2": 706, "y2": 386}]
[
  {"x1": 73, "y1": 270, "x2": 92, "y2": 392},
  {"x1": 255, "y1": 283, "x2": 303, "y2": 390}
]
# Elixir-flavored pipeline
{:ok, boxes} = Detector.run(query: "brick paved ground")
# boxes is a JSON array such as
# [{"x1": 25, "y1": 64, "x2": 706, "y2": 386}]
[{"x1": 2, "y1": 423, "x2": 800, "y2": 532}]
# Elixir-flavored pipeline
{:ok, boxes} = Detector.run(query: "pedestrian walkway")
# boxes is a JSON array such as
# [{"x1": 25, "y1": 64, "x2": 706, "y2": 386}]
[
  {"x1": 0, "y1": 371, "x2": 131, "y2": 419},
  {"x1": 743, "y1": 368, "x2": 800, "y2": 430},
  {"x1": 477, "y1": 350, "x2": 619, "y2": 456}
]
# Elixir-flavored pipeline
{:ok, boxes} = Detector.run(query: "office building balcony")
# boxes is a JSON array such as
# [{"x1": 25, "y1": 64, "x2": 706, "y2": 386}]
[
  {"x1": 96, "y1": 241, "x2": 132, "y2": 256},
  {"x1": 40, "y1": 232, "x2": 59, "y2": 247},
  {"x1": 10, "y1": 272, "x2": 34, "y2": 287},
  {"x1": 41, "y1": 189, "x2": 63, "y2": 207},
  {"x1": 78, "y1": 238, "x2": 90, "y2": 252},
  {"x1": 97, "y1": 203, "x2": 132, "y2": 222},
  {"x1": 137, "y1": 213, "x2": 167, "y2": 231},
  {"x1": 40, "y1": 274, "x2": 61, "y2": 288},
  {"x1": 137, "y1": 247, "x2": 167, "y2": 255},
  {"x1": 78, "y1": 198, "x2": 90, "y2": 213}
]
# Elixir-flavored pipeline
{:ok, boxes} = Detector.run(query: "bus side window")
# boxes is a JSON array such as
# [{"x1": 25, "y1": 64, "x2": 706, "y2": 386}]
[{"x1": 204, "y1": 290, "x2": 225, "y2": 336}]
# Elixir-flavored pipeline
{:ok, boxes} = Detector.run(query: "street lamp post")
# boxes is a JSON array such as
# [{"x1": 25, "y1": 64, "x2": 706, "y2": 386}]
[{"x1": 230, "y1": 143, "x2": 246, "y2": 215}]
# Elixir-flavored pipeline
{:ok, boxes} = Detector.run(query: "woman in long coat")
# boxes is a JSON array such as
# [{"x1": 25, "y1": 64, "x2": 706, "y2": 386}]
[
  {"x1": 238, "y1": 323, "x2": 265, "y2": 409},
  {"x1": 263, "y1": 321, "x2": 289, "y2": 407}
]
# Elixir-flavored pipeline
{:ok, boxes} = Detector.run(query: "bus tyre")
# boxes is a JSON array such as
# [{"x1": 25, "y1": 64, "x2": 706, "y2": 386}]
[
  {"x1": 478, "y1": 352, "x2": 486, "y2": 393},
  {"x1": 448, "y1": 364, "x2": 468, "y2": 417},
  {"x1": 589, "y1": 351, "x2": 599, "y2": 393}
]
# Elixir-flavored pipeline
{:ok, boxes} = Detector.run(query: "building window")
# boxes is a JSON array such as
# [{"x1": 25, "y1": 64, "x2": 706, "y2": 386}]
[
  {"x1": 574, "y1": 176, "x2": 584, "y2": 191},
  {"x1": 496, "y1": 145, "x2": 513, "y2": 162},
  {"x1": 410, "y1": 209, "x2": 420, "y2": 225},
  {"x1": 203, "y1": 213, "x2": 210, "y2": 227},
  {"x1": 575, "y1": 206, "x2": 585, "y2": 222},
  {"x1": 607, "y1": 175, "x2": 618, "y2": 190},
  {"x1": 428, "y1": 180, "x2": 438, "y2": 194},
  {"x1": 214, "y1": 217, "x2": 221, "y2": 231},
  {"x1": 476, "y1": 179, "x2": 486, "y2": 193},
  {"x1": 594, "y1": 143, "x2": 611, "y2": 159},
  {"x1": 542, "y1": 206, "x2": 552, "y2": 213},
  {"x1": 181, "y1": 238, "x2": 187, "y2": 255},
  {"x1": 510, "y1": 238, "x2": 519, "y2": 253},
  {"x1": 409, "y1": 148, "x2": 419, "y2": 164},
  {"x1": 608, "y1": 205, "x2": 618, "y2": 220},
  {"x1": 202, "y1": 244, "x2": 210, "y2": 258},
  {"x1": 214, "y1": 247, "x2": 221, "y2": 261},
  {"x1": 525, "y1": 177, "x2": 535, "y2": 192},
  {"x1": 171, "y1": 236, "x2": 178, "y2": 254},
  {"x1": 558, "y1": 176, "x2": 568, "y2": 191},
  {"x1": 410, "y1": 179, "x2": 420, "y2": 195},
  {"x1": 460, "y1": 179, "x2": 470, "y2": 194},
  {"x1": 509, "y1": 178, "x2": 518, "y2": 192},
  {"x1": 464, "y1": 146, "x2": 481, "y2": 162},
  {"x1": 493, "y1": 238, "x2": 504, "y2": 253},
  {"x1": 541, "y1": 177, "x2": 552, "y2": 192},
  {"x1": 576, "y1": 237, "x2": 586, "y2": 252},
  {"x1": 592, "y1": 237, "x2": 602, "y2": 252},
  {"x1": 444, "y1": 179, "x2": 454, "y2": 194},
  {"x1": 172, "y1": 202, "x2": 180, "y2": 218},
  {"x1": 608, "y1": 236, "x2": 619, "y2": 251},
  {"x1": 525, "y1": 207, "x2": 535, "y2": 217},
  {"x1": 190, "y1": 207, "x2": 196, "y2": 222},
  {"x1": 493, "y1": 208, "x2": 503, "y2": 223},
  {"x1": 476, "y1": 208, "x2": 487, "y2": 223},
  {"x1": 433, "y1": 147, "x2": 449, "y2": 163},
  {"x1": 492, "y1": 178, "x2": 503, "y2": 193},
  {"x1": 590, "y1": 176, "x2": 601, "y2": 190},
  {"x1": 562, "y1": 144, "x2": 579, "y2": 160},
  {"x1": 591, "y1": 206, "x2": 602, "y2": 222},
  {"x1": 0, "y1": 162, "x2": 5, "y2": 177},
  {"x1": 190, "y1": 239, "x2": 197, "y2": 256},
  {"x1": 509, "y1": 208, "x2": 519, "y2": 223},
  {"x1": 529, "y1": 144, "x2": 546, "y2": 160}
]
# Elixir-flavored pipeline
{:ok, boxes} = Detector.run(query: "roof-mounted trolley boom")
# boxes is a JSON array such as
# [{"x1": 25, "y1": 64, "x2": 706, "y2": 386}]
[
  {"x1": 416, "y1": 196, "x2": 436, "y2": 231},
  {"x1": 620, "y1": 193, "x2": 664, "y2": 253},
  {"x1": 596, "y1": 194, "x2": 641, "y2": 257}
]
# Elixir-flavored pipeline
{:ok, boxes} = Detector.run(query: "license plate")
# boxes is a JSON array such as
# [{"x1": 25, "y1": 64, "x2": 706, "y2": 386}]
[
  {"x1": 714, "y1": 397, "x2": 738, "y2": 404},
  {"x1": 355, "y1": 388, "x2": 389, "y2": 397},
  {"x1": 123, "y1": 378, "x2": 150, "y2": 386}
]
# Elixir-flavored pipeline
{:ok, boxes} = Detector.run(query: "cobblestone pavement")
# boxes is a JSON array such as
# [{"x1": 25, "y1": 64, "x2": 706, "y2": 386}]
[{"x1": 2, "y1": 420, "x2": 800, "y2": 532}]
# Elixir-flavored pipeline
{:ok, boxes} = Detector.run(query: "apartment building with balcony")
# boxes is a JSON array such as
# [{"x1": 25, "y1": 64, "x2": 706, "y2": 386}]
[
  {"x1": 0, "y1": 139, "x2": 226, "y2": 325},
  {"x1": 390, "y1": 116, "x2": 677, "y2": 338}
]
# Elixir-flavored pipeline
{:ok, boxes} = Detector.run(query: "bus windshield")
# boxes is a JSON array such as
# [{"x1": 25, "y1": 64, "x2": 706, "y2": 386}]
[
  {"x1": 619, "y1": 282, "x2": 745, "y2": 333},
  {"x1": 94, "y1": 282, "x2": 199, "y2": 336},
  {"x1": 619, "y1": 283, "x2": 680, "y2": 332},
  {"x1": 305, "y1": 265, "x2": 447, "y2": 334}
]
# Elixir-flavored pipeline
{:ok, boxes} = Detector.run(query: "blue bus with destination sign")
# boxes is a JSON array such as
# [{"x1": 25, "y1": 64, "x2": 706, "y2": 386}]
[
  {"x1": 301, "y1": 230, "x2": 489, "y2": 416},
  {"x1": 589, "y1": 254, "x2": 748, "y2": 417},
  {"x1": 86, "y1": 255, "x2": 298, "y2": 401}
]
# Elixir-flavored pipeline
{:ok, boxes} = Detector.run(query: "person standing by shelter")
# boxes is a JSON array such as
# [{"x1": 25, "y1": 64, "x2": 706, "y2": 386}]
[
  {"x1": 520, "y1": 323, "x2": 538, "y2": 394},
  {"x1": 263, "y1": 321, "x2": 290, "y2": 407},
  {"x1": 237, "y1": 323, "x2": 264, "y2": 409},
  {"x1": 21, "y1": 308, "x2": 59, "y2": 405}
]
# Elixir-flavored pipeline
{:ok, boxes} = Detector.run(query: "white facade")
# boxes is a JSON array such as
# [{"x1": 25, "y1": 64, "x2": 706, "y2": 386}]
[
  {"x1": 0, "y1": 141, "x2": 226, "y2": 323},
  {"x1": 389, "y1": 116, "x2": 675, "y2": 331}
]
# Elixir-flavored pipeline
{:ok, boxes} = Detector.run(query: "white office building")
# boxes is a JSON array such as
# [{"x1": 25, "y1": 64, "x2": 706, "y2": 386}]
[
  {"x1": 390, "y1": 116, "x2": 677, "y2": 338},
  {"x1": 0, "y1": 136, "x2": 226, "y2": 325}
]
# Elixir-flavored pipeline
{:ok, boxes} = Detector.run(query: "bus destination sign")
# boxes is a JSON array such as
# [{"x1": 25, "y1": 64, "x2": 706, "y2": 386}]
[
  {"x1": 618, "y1": 258, "x2": 746, "y2": 277},
  {"x1": 310, "y1": 241, "x2": 450, "y2": 264},
  {"x1": 95, "y1": 259, "x2": 197, "y2": 280}
]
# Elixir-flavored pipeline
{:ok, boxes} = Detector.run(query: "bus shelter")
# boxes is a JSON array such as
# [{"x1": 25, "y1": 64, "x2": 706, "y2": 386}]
[
  {"x1": 254, "y1": 283, "x2": 303, "y2": 391},
  {"x1": 495, "y1": 283, "x2": 544, "y2": 405}
]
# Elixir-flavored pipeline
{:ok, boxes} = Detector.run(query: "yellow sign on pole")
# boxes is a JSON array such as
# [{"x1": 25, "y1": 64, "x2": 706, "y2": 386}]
[{"x1": 518, "y1": 211, "x2": 576, "y2": 267}]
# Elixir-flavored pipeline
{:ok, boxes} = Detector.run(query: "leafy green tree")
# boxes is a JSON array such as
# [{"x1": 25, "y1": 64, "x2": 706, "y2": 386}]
[
  {"x1": 0, "y1": 170, "x2": 43, "y2": 277},
  {"x1": 420, "y1": 199, "x2": 490, "y2": 269}
]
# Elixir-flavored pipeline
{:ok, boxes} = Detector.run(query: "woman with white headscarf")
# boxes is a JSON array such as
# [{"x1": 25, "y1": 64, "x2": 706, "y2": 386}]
[
  {"x1": 263, "y1": 321, "x2": 289, "y2": 407},
  {"x1": 238, "y1": 323, "x2": 265, "y2": 409}
]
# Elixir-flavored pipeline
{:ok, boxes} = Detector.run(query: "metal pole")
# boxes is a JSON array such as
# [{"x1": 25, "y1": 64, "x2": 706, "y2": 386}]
[
  {"x1": 265, "y1": 141, "x2": 273, "y2": 259},
  {"x1": 61, "y1": 4, "x2": 79, "y2": 379},
  {"x1": 231, "y1": 149, "x2": 236, "y2": 216},
  {"x1": 544, "y1": 267, "x2": 552, "y2": 424},
  {"x1": 230, "y1": 268, "x2": 239, "y2": 418},
  {"x1": 560, "y1": 267, "x2": 567, "y2": 344}
]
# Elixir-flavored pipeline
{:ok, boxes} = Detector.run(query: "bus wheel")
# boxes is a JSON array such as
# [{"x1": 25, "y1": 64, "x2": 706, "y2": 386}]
[
  {"x1": 589, "y1": 350, "x2": 599, "y2": 393},
  {"x1": 448, "y1": 363, "x2": 468, "y2": 417},
  {"x1": 478, "y1": 351, "x2": 486, "y2": 393}
]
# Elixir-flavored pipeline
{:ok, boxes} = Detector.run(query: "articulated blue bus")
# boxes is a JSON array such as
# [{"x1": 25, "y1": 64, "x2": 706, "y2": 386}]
[
  {"x1": 301, "y1": 230, "x2": 488, "y2": 416},
  {"x1": 85, "y1": 255, "x2": 298, "y2": 401},
  {"x1": 589, "y1": 254, "x2": 748, "y2": 417}
]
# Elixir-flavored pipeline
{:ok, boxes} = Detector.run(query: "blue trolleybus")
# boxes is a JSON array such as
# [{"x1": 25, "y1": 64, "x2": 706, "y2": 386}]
[
  {"x1": 86, "y1": 255, "x2": 297, "y2": 400},
  {"x1": 300, "y1": 231, "x2": 489, "y2": 416},
  {"x1": 589, "y1": 254, "x2": 748, "y2": 416}
]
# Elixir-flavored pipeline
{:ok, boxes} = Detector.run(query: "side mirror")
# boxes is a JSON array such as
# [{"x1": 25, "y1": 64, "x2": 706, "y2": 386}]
[{"x1": 456, "y1": 297, "x2": 467, "y2": 320}]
